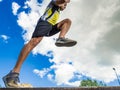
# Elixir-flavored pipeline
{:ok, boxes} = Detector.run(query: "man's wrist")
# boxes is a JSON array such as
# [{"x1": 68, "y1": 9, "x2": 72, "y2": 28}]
[
  {"x1": 53, "y1": 0, "x2": 70, "y2": 5},
  {"x1": 65, "y1": 0, "x2": 70, "y2": 3}
]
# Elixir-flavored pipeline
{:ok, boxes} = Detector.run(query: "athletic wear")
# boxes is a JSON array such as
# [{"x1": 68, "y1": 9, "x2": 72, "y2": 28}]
[
  {"x1": 55, "y1": 38, "x2": 77, "y2": 47},
  {"x1": 32, "y1": 19, "x2": 60, "y2": 38},
  {"x1": 32, "y1": 1, "x2": 61, "y2": 38},
  {"x1": 2, "y1": 71, "x2": 20, "y2": 88},
  {"x1": 40, "y1": 1, "x2": 60, "y2": 25}
]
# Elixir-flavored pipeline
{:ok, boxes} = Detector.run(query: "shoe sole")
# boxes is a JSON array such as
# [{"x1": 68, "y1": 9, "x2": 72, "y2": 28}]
[{"x1": 55, "y1": 41, "x2": 77, "y2": 47}]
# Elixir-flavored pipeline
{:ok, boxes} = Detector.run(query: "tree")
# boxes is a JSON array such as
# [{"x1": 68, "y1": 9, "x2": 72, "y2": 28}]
[{"x1": 80, "y1": 78, "x2": 106, "y2": 87}]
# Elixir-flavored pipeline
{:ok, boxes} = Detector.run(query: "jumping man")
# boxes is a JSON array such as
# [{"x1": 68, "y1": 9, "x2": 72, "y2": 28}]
[{"x1": 3, "y1": 0, "x2": 77, "y2": 88}]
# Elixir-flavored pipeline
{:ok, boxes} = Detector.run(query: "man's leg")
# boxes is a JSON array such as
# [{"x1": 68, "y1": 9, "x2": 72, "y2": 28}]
[
  {"x1": 13, "y1": 37, "x2": 43, "y2": 73},
  {"x1": 57, "y1": 18, "x2": 71, "y2": 38},
  {"x1": 55, "y1": 18, "x2": 77, "y2": 47},
  {"x1": 3, "y1": 37, "x2": 43, "y2": 87}
]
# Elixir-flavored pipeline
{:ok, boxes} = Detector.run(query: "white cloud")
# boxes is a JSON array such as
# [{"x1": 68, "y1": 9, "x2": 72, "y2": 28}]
[
  {"x1": 15, "y1": 0, "x2": 50, "y2": 43},
  {"x1": 12, "y1": 0, "x2": 120, "y2": 86},
  {"x1": 12, "y1": 2, "x2": 21, "y2": 15},
  {"x1": 33, "y1": 68, "x2": 50, "y2": 78},
  {"x1": 0, "y1": 35, "x2": 10, "y2": 43},
  {"x1": 0, "y1": 0, "x2": 2, "y2": 2},
  {"x1": 47, "y1": 74, "x2": 54, "y2": 82},
  {"x1": 51, "y1": 63, "x2": 80, "y2": 86}
]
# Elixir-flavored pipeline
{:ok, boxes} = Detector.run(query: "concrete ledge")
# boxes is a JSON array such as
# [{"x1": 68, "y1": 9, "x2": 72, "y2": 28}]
[{"x1": 0, "y1": 86, "x2": 120, "y2": 90}]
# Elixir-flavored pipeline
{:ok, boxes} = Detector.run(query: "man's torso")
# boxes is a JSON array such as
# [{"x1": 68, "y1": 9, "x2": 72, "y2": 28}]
[{"x1": 40, "y1": 1, "x2": 60, "y2": 25}]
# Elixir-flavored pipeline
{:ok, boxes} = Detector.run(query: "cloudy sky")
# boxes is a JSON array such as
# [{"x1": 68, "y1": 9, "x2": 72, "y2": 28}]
[{"x1": 0, "y1": 0, "x2": 120, "y2": 87}]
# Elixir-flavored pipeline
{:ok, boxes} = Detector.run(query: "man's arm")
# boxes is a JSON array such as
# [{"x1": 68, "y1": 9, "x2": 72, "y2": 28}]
[{"x1": 53, "y1": 0, "x2": 70, "y2": 6}]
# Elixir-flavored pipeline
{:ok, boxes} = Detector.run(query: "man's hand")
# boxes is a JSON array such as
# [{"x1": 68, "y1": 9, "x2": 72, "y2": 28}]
[
  {"x1": 54, "y1": 0, "x2": 70, "y2": 5},
  {"x1": 65, "y1": 0, "x2": 70, "y2": 3}
]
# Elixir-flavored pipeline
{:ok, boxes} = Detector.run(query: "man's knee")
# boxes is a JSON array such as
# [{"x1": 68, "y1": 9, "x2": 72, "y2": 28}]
[
  {"x1": 65, "y1": 18, "x2": 72, "y2": 25},
  {"x1": 29, "y1": 37, "x2": 42, "y2": 47},
  {"x1": 57, "y1": 18, "x2": 72, "y2": 30}
]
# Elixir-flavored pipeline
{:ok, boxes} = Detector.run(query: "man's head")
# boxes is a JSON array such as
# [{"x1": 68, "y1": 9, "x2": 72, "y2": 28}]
[
  {"x1": 59, "y1": 3, "x2": 67, "y2": 11},
  {"x1": 54, "y1": 0, "x2": 70, "y2": 11}
]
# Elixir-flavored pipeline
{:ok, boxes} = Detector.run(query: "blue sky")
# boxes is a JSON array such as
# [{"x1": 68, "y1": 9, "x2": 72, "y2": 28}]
[
  {"x1": 0, "y1": 0, "x2": 55, "y2": 87},
  {"x1": 0, "y1": 0, "x2": 120, "y2": 87}
]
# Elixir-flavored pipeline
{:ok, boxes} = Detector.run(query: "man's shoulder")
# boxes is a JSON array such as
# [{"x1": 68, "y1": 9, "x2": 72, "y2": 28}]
[
  {"x1": 47, "y1": 0, "x2": 58, "y2": 8},
  {"x1": 50, "y1": 0, "x2": 57, "y2": 5}
]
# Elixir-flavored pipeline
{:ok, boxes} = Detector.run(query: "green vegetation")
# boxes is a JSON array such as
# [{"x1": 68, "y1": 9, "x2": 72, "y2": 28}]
[{"x1": 80, "y1": 78, "x2": 106, "y2": 87}]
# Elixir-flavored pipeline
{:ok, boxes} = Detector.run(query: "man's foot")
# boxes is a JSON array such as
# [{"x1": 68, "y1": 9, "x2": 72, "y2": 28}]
[
  {"x1": 55, "y1": 37, "x2": 77, "y2": 47},
  {"x1": 2, "y1": 71, "x2": 20, "y2": 88}
]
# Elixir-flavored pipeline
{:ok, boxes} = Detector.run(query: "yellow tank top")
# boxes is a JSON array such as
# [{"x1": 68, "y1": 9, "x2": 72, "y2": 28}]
[{"x1": 40, "y1": 1, "x2": 60, "y2": 25}]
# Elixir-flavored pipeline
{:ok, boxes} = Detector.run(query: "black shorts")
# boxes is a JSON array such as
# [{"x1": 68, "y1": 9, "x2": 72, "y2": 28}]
[{"x1": 32, "y1": 19, "x2": 60, "y2": 38}]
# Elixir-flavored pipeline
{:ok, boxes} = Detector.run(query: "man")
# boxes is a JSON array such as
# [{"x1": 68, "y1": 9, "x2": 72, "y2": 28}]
[{"x1": 3, "y1": 0, "x2": 77, "y2": 87}]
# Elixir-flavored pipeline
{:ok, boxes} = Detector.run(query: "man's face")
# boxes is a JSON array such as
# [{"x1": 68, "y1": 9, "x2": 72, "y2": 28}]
[{"x1": 59, "y1": 3, "x2": 67, "y2": 11}]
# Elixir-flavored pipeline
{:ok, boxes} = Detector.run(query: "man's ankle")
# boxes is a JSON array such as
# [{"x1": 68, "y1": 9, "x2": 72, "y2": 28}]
[{"x1": 11, "y1": 70, "x2": 19, "y2": 74}]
